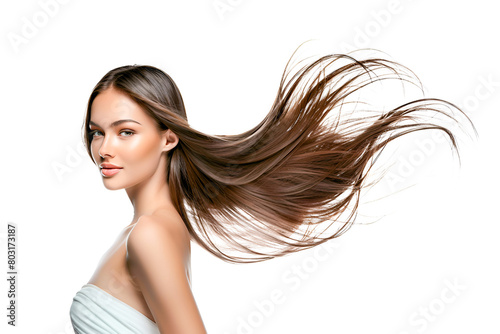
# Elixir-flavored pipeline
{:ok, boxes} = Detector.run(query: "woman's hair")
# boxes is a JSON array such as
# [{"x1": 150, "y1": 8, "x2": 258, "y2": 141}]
[{"x1": 82, "y1": 44, "x2": 476, "y2": 263}]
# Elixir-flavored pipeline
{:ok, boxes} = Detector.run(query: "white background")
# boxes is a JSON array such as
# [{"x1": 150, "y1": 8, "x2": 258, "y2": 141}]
[{"x1": 1, "y1": 0, "x2": 498, "y2": 333}]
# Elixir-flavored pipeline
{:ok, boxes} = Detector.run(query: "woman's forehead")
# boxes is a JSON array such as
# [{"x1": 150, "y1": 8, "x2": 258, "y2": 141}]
[{"x1": 90, "y1": 88, "x2": 152, "y2": 127}]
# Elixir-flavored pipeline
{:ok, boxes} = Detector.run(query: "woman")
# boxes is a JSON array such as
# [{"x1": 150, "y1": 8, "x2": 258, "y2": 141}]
[{"x1": 69, "y1": 44, "x2": 475, "y2": 333}]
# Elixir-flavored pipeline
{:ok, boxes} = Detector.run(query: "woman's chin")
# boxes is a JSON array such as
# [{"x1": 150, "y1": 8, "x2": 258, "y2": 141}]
[{"x1": 102, "y1": 180, "x2": 125, "y2": 191}]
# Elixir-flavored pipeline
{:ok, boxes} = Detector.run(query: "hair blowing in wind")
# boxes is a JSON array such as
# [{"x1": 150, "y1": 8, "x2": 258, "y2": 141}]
[{"x1": 82, "y1": 44, "x2": 476, "y2": 263}]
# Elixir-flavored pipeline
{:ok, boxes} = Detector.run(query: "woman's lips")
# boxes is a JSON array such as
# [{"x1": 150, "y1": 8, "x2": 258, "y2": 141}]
[{"x1": 101, "y1": 168, "x2": 121, "y2": 177}]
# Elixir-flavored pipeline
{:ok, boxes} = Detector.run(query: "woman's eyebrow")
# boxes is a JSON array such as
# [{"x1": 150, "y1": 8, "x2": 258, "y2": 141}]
[{"x1": 89, "y1": 119, "x2": 142, "y2": 128}]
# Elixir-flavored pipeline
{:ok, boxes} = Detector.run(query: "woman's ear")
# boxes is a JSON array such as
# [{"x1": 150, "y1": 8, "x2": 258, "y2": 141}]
[{"x1": 161, "y1": 129, "x2": 179, "y2": 152}]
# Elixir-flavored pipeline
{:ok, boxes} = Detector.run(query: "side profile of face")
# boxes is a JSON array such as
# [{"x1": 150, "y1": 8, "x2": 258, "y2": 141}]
[{"x1": 89, "y1": 87, "x2": 177, "y2": 191}]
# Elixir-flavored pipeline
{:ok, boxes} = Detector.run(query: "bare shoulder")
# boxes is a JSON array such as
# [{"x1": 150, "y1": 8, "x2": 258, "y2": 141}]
[
  {"x1": 125, "y1": 209, "x2": 206, "y2": 332},
  {"x1": 125, "y1": 209, "x2": 192, "y2": 291},
  {"x1": 126, "y1": 209, "x2": 190, "y2": 260}
]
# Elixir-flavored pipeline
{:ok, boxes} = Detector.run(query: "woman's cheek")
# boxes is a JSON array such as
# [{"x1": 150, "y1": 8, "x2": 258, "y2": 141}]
[
  {"x1": 127, "y1": 135, "x2": 161, "y2": 166},
  {"x1": 90, "y1": 142, "x2": 100, "y2": 162}
]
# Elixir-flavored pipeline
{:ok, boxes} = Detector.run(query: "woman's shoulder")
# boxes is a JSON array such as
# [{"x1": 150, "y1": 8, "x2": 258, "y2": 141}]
[
  {"x1": 126, "y1": 207, "x2": 191, "y2": 256},
  {"x1": 145, "y1": 207, "x2": 186, "y2": 231}
]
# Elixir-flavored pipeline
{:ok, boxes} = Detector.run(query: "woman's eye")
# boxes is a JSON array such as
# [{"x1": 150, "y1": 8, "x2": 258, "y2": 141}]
[
  {"x1": 90, "y1": 130, "x2": 102, "y2": 137},
  {"x1": 89, "y1": 130, "x2": 133, "y2": 137},
  {"x1": 120, "y1": 130, "x2": 134, "y2": 136}
]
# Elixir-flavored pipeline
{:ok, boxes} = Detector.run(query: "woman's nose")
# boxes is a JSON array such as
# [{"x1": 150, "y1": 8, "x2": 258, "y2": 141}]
[{"x1": 98, "y1": 135, "x2": 115, "y2": 158}]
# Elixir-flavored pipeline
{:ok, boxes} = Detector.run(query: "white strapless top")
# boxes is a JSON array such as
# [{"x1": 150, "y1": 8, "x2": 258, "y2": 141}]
[{"x1": 70, "y1": 283, "x2": 160, "y2": 334}]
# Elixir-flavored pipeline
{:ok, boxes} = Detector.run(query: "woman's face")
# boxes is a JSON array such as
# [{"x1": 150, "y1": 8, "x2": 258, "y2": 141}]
[{"x1": 89, "y1": 87, "x2": 175, "y2": 190}]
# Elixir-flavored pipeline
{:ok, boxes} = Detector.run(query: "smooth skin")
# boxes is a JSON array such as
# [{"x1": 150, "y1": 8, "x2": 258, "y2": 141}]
[{"x1": 89, "y1": 86, "x2": 207, "y2": 334}]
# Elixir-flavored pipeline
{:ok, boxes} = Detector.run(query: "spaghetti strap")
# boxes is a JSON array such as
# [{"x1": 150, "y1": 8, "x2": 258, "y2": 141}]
[{"x1": 125, "y1": 222, "x2": 139, "y2": 257}]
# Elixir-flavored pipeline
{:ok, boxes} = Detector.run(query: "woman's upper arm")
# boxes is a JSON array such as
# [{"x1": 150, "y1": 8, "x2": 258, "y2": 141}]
[{"x1": 126, "y1": 216, "x2": 207, "y2": 334}]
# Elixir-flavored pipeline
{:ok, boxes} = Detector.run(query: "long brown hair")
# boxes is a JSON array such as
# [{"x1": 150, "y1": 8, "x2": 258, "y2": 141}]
[{"x1": 82, "y1": 45, "x2": 477, "y2": 263}]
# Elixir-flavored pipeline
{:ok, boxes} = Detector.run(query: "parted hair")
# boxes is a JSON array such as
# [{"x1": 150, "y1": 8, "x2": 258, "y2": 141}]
[{"x1": 82, "y1": 44, "x2": 476, "y2": 263}]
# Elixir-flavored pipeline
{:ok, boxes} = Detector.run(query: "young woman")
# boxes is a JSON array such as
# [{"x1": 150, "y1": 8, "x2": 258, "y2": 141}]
[{"x1": 69, "y1": 44, "x2": 475, "y2": 333}]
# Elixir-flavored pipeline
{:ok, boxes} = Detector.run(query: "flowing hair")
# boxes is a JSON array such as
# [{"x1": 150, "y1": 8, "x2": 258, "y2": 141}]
[{"x1": 82, "y1": 44, "x2": 476, "y2": 263}]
